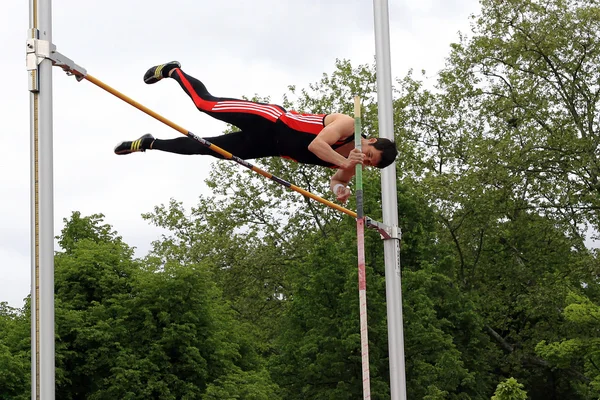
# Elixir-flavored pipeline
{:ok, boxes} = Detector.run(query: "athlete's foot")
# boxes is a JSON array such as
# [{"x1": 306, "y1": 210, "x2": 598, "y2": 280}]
[
  {"x1": 114, "y1": 133, "x2": 155, "y2": 155},
  {"x1": 143, "y1": 61, "x2": 181, "y2": 84}
]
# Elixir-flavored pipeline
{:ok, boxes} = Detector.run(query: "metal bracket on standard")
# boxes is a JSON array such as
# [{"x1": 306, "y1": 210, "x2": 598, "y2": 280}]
[
  {"x1": 366, "y1": 217, "x2": 401, "y2": 241},
  {"x1": 26, "y1": 29, "x2": 87, "y2": 92}
]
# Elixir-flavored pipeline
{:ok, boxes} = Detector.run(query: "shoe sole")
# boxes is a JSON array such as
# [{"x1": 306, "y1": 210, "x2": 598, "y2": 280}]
[{"x1": 114, "y1": 141, "x2": 134, "y2": 155}]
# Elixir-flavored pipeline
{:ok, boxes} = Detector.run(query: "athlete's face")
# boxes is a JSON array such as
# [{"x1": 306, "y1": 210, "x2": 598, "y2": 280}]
[{"x1": 363, "y1": 145, "x2": 383, "y2": 167}]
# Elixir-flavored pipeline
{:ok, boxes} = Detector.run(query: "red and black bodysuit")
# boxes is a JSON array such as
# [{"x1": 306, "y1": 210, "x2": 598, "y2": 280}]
[{"x1": 151, "y1": 68, "x2": 353, "y2": 168}]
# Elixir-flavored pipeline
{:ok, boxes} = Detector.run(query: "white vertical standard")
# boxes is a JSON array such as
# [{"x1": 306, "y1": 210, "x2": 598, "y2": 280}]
[
  {"x1": 372, "y1": 1, "x2": 407, "y2": 399},
  {"x1": 27, "y1": 0, "x2": 56, "y2": 398}
]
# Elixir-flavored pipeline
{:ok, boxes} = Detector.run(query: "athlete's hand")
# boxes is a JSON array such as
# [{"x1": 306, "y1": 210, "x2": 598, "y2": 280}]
[
  {"x1": 335, "y1": 185, "x2": 352, "y2": 204},
  {"x1": 342, "y1": 148, "x2": 365, "y2": 169}
]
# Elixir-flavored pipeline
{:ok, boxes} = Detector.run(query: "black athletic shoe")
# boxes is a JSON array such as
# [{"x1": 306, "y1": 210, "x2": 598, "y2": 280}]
[
  {"x1": 114, "y1": 133, "x2": 155, "y2": 155},
  {"x1": 143, "y1": 61, "x2": 181, "y2": 84}
]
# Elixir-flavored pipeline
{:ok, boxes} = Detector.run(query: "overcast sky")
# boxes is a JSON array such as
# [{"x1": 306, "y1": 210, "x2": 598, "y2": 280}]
[{"x1": 1, "y1": 0, "x2": 481, "y2": 308}]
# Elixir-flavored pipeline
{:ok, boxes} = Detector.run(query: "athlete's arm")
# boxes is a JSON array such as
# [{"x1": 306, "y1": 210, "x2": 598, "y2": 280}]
[
  {"x1": 307, "y1": 113, "x2": 365, "y2": 169},
  {"x1": 330, "y1": 166, "x2": 356, "y2": 203}
]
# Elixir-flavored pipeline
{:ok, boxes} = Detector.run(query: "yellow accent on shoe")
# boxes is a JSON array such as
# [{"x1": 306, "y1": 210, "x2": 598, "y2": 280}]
[
  {"x1": 114, "y1": 134, "x2": 154, "y2": 155},
  {"x1": 144, "y1": 61, "x2": 180, "y2": 84},
  {"x1": 131, "y1": 139, "x2": 142, "y2": 151},
  {"x1": 154, "y1": 64, "x2": 165, "y2": 81}
]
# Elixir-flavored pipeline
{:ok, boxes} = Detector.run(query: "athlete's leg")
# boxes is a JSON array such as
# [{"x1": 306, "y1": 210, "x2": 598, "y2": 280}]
[
  {"x1": 152, "y1": 130, "x2": 280, "y2": 159},
  {"x1": 169, "y1": 68, "x2": 286, "y2": 132}
]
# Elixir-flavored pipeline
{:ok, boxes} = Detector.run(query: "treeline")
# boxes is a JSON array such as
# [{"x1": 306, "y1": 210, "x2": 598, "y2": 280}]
[{"x1": 2, "y1": 0, "x2": 600, "y2": 398}]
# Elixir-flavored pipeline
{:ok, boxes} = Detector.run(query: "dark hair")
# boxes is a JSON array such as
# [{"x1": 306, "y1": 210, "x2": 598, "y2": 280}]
[{"x1": 371, "y1": 138, "x2": 398, "y2": 168}]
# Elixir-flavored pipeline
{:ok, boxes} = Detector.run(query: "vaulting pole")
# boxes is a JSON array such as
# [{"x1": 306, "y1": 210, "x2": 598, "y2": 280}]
[
  {"x1": 354, "y1": 96, "x2": 371, "y2": 399},
  {"x1": 27, "y1": 0, "x2": 56, "y2": 398}
]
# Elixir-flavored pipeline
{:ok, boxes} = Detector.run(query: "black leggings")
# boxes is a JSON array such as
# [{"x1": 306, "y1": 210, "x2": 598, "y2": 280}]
[
  {"x1": 152, "y1": 132, "x2": 277, "y2": 160},
  {"x1": 152, "y1": 69, "x2": 283, "y2": 159}
]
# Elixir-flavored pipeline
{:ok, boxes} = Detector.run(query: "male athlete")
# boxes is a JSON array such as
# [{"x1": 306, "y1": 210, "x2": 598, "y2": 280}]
[{"x1": 114, "y1": 61, "x2": 397, "y2": 203}]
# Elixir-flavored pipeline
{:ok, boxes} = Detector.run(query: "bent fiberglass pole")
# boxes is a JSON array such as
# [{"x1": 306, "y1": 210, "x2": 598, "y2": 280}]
[{"x1": 83, "y1": 74, "x2": 357, "y2": 218}]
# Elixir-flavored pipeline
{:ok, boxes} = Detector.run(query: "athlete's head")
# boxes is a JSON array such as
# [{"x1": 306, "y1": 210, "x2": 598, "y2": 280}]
[{"x1": 363, "y1": 138, "x2": 398, "y2": 168}]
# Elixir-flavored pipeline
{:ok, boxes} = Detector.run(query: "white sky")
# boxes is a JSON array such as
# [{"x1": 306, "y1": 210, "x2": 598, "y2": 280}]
[{"x1": 1, "y1": 0, "x2": 481, "y2": 308}]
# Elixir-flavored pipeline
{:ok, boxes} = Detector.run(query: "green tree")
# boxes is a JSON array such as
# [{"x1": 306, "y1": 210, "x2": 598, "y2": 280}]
[
  {"x1": 442, "y1": 0, "x2": 600, "y2": 232},
  {"x1": 536, "y1": 292, "x2": 600, "y2": 398},
  {"x1": 54, "y1": 212, "x2": 279, "y2": 399},
  {"x1": 0, "y1": 302, "x2": 29, "y2": 400},
  {"x1": 391, "y1": 0, "x2": 600, "y2": 398},
  {"x1": 270, "y1": 224, "x2": 390, "y2": 400},
  {"x1": 492, "y1": 378, "x2": 528, "y2": 400},
  {"x1": 202, "y1": 369, "x2": 280, "y2": 400},
  {"x1": 53, "y1": 212, "x2": 139, "y2": 397}
]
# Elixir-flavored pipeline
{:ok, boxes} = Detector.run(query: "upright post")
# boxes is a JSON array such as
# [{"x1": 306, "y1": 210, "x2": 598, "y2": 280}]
[
  {"x1": 28, "y1": 0, "x2": 56, "y2": 398},
  {"x1": 372, "y1": 0, "x2": 407, "y2": 399},
  {"x1": 354, "y1": 96, "x2": 371, "y2": 399}
]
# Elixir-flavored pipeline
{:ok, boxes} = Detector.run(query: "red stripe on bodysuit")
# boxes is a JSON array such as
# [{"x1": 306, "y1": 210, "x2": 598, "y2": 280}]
[
  {"x1": 176, "y1": 70, "x2": 281, "y2": 122},
  {"x1": 176, "y1": 70, "x2": 219, "y2": 110},
  {"x1": 279, "y1": 111, "x2": 326, "y2": 134}
]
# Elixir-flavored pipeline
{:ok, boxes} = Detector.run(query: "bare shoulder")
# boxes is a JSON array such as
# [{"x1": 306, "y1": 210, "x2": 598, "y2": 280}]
[
  {"x1": 322, "y1": 113, "x2": 354, "y2": 142},
  {"x1": 324, "y1": 113, "x2": 353, "y2": 126}
]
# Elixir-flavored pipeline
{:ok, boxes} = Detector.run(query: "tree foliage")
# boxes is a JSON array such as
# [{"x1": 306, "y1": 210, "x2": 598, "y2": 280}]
[
  {"x1": 0, "y1": 302, "x2": 29, "y2": 400},
  {"x1": 491, "y1": 378, "x2": 528, "y2": 400},
  {"x1": 392, "y1": 1, "x2": 600, "y2": 398},
  {"x1": 3, "y1": 1, "x2": 600, "y2": 398}
]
